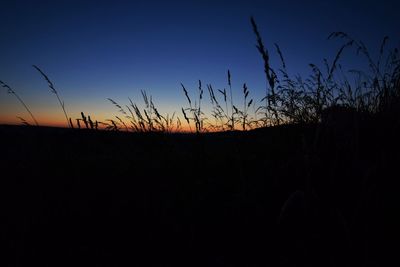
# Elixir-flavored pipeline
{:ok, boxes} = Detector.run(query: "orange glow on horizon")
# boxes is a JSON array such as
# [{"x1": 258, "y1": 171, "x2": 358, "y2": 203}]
[{"x1": 0, "y1": 117, "x2": 233, "y2": 133}]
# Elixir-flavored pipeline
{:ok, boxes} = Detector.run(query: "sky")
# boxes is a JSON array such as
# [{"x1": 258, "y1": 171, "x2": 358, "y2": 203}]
[{"x1": 0, "y1": 0, "x2": 399, "y2": 128}]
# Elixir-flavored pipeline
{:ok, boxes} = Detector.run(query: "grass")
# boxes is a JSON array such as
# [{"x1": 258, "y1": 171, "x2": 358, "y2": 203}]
[
  {"x1": 162, "y1": 18, "x2": 398, "y2": 131},
  {"x1": 33, "y1": 65, "x2": 72, "y2": 128},
  {"x1": 0, "y1": 80, "x2": 39, "y2": 126},
  {"x1": 1, "y1": 19, "x2": 398, "y2": 133},
  {"x1": 107, "y1": 92, "x2": 181, "y2": 133},
  {"x1": 0, "y1": 17, "x2": 399, "y2": 266}
]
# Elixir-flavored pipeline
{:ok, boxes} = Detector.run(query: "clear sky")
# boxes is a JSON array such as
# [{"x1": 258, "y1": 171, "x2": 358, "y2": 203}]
[{"x1": 1, "y1": 0, "x2": 399, "y2": 127}]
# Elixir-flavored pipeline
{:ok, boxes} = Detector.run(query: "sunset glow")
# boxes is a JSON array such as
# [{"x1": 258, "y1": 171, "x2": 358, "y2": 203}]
[{"x1": 1, "y1": 0, "x2": 399, "y2": 130}]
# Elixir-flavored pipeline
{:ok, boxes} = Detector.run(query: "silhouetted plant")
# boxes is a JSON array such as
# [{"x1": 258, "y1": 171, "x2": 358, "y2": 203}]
[
  {"x1": 248, "y1": 17, "x2": 400, "y2": 126},
  {"x1": 227, "y1": 70, "x2": 235, "y2": 130},
  {"x1": 99, "y1": 119, "x2": 119, "y2": 131},
  {"x1": 108, "y1": 91, "x2": 179, "y2": 133},
  {"x1": 181, "y1": 81, "x2": 207, "y2": 133},
  {"x1": 69, "y1": 118, "x2": 74, "y2": 129},
  {"x1": 33, "y1": 65, "x2": 71, "y2": 128},
  {"x1": 251, "y1": 17, "x2": 280, "y2": 126},
  {"x1": 0, "y1": 80, "x2": 39, "y2": 126},
  {"x1": 328, "y1": 32, "x2": 400, "y2": 116},
  {"x1": 88, "y1": 115, "x2": 94, "y2": 129},
  {"x1": 76, "y1": 118, "x2": 81, "y2": 129},
  {"x1": 207, "y1": 84, "x2": 230, "y2": 131},
  {"x1": 81, "y1": 112, "x2": 89, "y2": 129},
  {"x1": 235, "y1": 83, "x2": 254, "y2": 130},
  {"x1": 115, "y1": 116, "x2": 128, "y2": 131},
  {"x1": 16, "y1": 116, "x2": 30, "y2": 126},
  {"x1": 76, "y1": 112, "x2": 98, "y2": 130}
]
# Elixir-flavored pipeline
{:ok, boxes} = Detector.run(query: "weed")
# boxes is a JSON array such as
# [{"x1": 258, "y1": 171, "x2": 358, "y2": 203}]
[
  {"x1": 0, "y1": 80, "x2": 39, "y2": 126},
  {"x1": 33, "y1": 65, "x2": 71, "y2": 128}
]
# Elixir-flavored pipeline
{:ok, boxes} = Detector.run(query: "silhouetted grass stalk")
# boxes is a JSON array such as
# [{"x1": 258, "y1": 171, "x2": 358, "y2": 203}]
[
  {"x1": 228, "y1": 70, "x2": 235, "y2": 130},
  {"x1": 33, "y1": 65, "x2": 71, "y2": 128},
  {"x1": 0, "y1": 80, "x2": 39, "y2": 126},
  {"x1": 251, "y1": 17, "x2": 279, "y2": 125}
]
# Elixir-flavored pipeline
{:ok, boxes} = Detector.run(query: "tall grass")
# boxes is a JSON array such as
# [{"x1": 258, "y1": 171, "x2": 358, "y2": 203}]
[
  {"x1": 248, "y1": 18, "x2": 400, "y2": 126},
  {"x1": 0, "y1": 80, "x2": 39, "y2": 126},
  {"x1": 177, "y1": 18, "x2": 399, "y2": 132},
  {"x1": 250, "y1": 17, "x2": 280, "y2": 126},
  {"x1": 181, "y1": 81, "x2": 207, "y2": 133},
  {"x1": 2, "y1": 18, "x2": 398, "y2": 133},
  {"x1": 33, "y1": 65, "x2": 72, "y2": 128},
  {"x1": 107, "y1": 91, "x2": 180, "y2": 133},
  {"x1": 181, "y1": 73, "x2": 259, "y2": 132}
]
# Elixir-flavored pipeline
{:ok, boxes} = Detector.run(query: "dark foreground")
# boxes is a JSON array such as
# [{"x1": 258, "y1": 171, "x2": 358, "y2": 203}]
[{"x1": 0, "y1": 121, "x2": 399, "y2": 266}]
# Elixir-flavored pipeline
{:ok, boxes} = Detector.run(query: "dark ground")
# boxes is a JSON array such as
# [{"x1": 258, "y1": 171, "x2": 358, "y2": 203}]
[{"x1": 0, "y1": 120, "x2": 399, "y2": 266}]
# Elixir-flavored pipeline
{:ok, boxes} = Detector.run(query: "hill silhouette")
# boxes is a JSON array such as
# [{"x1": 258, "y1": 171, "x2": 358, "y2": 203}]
[{"x1": 1, "y1": 117, "x2": 398, "y2": 266}]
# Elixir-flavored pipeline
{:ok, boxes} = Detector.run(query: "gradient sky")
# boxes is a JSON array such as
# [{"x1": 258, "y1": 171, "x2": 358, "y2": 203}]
[{"x1": 1, "y1": 0, "x2": 399, "y2": 127}]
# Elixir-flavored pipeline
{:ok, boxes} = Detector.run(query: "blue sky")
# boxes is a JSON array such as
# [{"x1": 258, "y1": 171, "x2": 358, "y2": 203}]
[{"x1": 1, "y1": 0, "x2": 399, "y2": 126}]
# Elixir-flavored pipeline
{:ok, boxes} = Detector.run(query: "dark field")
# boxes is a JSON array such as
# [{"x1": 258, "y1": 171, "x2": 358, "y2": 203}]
[{"x1": 0, "y1": 121, "x2": 399, "y2": 266}]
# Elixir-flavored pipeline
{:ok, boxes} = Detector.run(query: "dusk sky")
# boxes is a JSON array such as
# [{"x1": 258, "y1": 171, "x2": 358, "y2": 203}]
[{"x1": 1, "y1": 0, "x2": 399, "y2": 127}]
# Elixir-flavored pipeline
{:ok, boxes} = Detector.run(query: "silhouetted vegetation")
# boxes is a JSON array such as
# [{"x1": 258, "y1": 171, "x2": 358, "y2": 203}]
[
  {"x1": 0, "y1": 80, "x2": 39, "y2": 126},
  {"x1": 2, "y1": 19, "x2": 399, "y2": 132},
  {"x1": 33, "y1": 65, "x2": 72, "y2": 128},
  {"x1": 0, "y1": 17, "x2": 399, "y2": 267}
]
